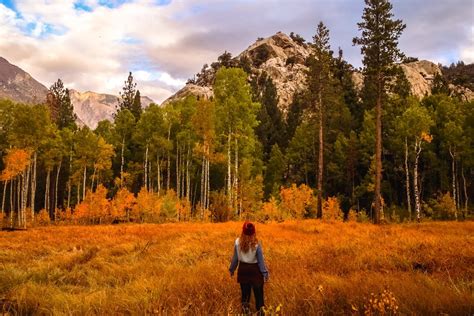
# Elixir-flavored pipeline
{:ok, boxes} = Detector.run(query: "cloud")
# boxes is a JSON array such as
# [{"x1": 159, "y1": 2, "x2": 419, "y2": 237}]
[{"x1": 0, "y1": 0, "x2": 472, "y2": 103}]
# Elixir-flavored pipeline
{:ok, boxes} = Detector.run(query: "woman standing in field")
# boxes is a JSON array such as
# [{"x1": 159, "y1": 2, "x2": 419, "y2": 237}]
[{"x1": 229, "y1": 221, "x2": 269, "y2": 314}]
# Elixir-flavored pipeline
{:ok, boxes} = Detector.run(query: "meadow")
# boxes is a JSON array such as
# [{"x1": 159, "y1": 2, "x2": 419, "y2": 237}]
[{"x1": 0, "y1": 220, "x2": 473, "y2": 315}]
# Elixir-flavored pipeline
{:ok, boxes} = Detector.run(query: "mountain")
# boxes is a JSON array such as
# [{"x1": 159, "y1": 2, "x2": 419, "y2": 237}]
[
  {"x1": 164, "y1": 32, "x2": 474, "y2": 108},
  {"x1": 0, "y1": 56, "x2": 155, "y2": 128},
  {"x1": 70, "y1": 90, "x2": 154, "y2": 128},
  {"x1": 0, "y1": 57, "x2": 49, "y2": 104}
]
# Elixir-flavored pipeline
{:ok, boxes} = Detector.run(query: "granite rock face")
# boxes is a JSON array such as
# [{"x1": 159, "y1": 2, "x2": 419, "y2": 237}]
[
  {"x1": 165, "y1": 33, "x2": 473, "y2": 109},
  {"x1": 70, "y1": 90, "x2": 154, "y2": 129},
  {"x1": 164, "y1": 32, "x2": 312, "y2": 113},
  {"x1": 0, "y1": 57, "x2": 48, "y2": 104}
]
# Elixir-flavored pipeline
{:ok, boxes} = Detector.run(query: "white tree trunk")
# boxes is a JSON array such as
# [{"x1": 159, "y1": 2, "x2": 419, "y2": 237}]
[
  {"x1": 144, "y1": 143, "x2": 149, "y2": 191},
  {"x1": 55, "y1": 161, "x2": 61, "y2": 213},
  {"x1": 120, "y1": 137, "x2": 125, "y2": 185},
  {"x1": 404, "y1": 137, "x2": 412, "y2": 220},
  {"x1": 45, "y1": 170, "x2": 51, "y2": 213},
  {"x1": 461, "y1": 165, "x2": 468, "y2": 218},
  {"x1": 186, "y1": 145, "x2": 190, "y2": 201},
  {"x1": 449, "y1": 146, "x2": 457, "y2": 220},
  {"x1": 83, "y1": 165, "x2": 87, "y2": 201},
  {"x1": 413, "y1": 140, "x2": 422, "y2": 222},
  {"x1": 157, "y1": 153, "x2": 161, "y2": 195},
  {"x1": 2, "y1": 180, "x2": 7, "y2": 215},
  {"x1": 31, "y1": 152, "x2": 37, "y2": 220}
]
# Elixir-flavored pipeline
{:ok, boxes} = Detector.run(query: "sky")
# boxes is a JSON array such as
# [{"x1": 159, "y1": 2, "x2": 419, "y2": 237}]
[{"x1": 0, "y1": 0, "x2": 473, "y2": 103}]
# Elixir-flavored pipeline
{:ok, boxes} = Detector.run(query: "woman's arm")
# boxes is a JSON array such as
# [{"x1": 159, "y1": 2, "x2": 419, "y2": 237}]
[
  {"x1": 256, "y1": 244, "x2": 269, "y2": 281},
  {"x1": 228, "y1": 243, "x2": 238, "y2": 276}
]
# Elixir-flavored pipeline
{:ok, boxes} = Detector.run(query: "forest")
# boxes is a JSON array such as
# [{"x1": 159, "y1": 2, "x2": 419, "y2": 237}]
[{"x1": 0, "y1": 1, "x2": 472, "y2": 229}]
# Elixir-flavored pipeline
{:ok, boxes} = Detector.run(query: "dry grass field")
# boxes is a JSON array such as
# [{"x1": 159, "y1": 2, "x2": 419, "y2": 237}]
[{"x1": 0, "y1": 220, "x2": 473, "y2": 315}]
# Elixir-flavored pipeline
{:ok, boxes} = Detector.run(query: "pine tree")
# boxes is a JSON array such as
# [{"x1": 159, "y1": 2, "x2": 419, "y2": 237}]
[
  {"x1": 132, "y1": 90, "x2": 142, "y2": 120},
  {"x1": 306, "y1": 21, "x2": 333, "y2": 218},
  {"x1": 47, "y1": 79, "x2": 77, "y2": 129},
  {"x1": 353, "y1": 0, "x2": 406, "y2": 224},
  {"x1": 118, "y1": 72, "x2": 140, "y2": 120}
]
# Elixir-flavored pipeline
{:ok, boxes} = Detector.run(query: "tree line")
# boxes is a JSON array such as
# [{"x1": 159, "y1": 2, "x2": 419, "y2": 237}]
[{"x1": 0, "y1": 0, "x2": 472, "y2": 228}]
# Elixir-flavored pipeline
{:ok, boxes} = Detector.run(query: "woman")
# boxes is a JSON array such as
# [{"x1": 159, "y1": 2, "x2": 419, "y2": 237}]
[{"x1": 229, "y1": 221, "x2": 269, "y2": 314}]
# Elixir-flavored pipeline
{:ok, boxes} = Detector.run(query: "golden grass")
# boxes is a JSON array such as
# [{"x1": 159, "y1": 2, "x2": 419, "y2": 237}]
[{"x1": 0, "y1": 220, "x2": 473, "y2": 315}]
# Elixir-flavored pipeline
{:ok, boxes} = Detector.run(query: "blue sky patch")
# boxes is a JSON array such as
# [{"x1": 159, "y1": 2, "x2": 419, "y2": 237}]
[{"x1": 74, "y1": 1, "x2": 93, "y2": 12}]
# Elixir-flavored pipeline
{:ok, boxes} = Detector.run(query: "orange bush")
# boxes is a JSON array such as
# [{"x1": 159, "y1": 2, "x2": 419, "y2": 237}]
[
  {"x1": 260, "y1": 197, "x2": 283, "y2": 221},
  {"x1": 55, "y1": 208, "x2": 73, "y2": 224},
  {"x1": 131, "y1": 188, "x2": 161, "y2": 222},
  {"x1": 36, "y1": 209, "x2": 51, "y2": 226},
  {"x1": 74, "y1": 185, "x2": 110, "y2": 224},
  {"x1": 111, "y1": 187, "x2": 136, "y2": 221},
  {"x1": 323, "y1": 197, "x2": 343, "y2": 221},
  {"x1": 176, "y1": 199, "x2": 191, "y2": 221},
  {"x1": 279, "y1": 184, "x2": 315, "y2": 218}
]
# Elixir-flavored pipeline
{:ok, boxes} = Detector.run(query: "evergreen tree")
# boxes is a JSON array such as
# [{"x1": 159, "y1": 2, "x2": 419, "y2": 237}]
[
  {"x1": 306, "y1": 21, "x2": 334, "y2": 218},
  {"x1": 353, "y1": 0, "x2": 406, "y2": 223},
  {"x1": 118, "y1": 72, "x2": 140, "y2": 120},
  {"x1": 132, "y1": 90, "x2": 142, "y2": 120},
  {"x1": 253, "y1": 73, "x2": 287, "y2": 160},
  {"x1": 47, "y1": 79, "x2": 77, "y2": 129}
]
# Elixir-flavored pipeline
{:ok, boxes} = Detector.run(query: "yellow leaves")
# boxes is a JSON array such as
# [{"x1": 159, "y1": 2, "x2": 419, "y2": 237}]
[
  {"x1": 280, "y1": 184, "x2": 315, "y2": 219},
  {"x1": 260, "y1": 197, "x2": 281, "y2": 221},
  {"x1": 111, "y1": 187, "x2": 136, "y2": 220},
  {"x1": 323, "y1": 197, "x2": 343, "y2": 221},
  {"x1": 74, "y1": 184, "x2": 110, "y2": 224},
  {"x1": 131, "y1": 187, "x2": 161, "y2": 222},
  {"x1": 0, "y1": 148, "x2": 31, "y2": 181},
  {"x1": 176, "y1": 199, "x2": 191, "y2": 221},
  {"x1": 348, "y1": 209, "x2": 358, "y2": 222},
  {"x1": 36, "y1": 209, "x2": 51, "y2": 226},
  {"x1": 420, "y1": 131, "x2": 433, "y2": 143}
]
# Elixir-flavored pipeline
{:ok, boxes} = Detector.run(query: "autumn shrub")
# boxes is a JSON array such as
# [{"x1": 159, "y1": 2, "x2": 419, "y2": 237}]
[
  {"x1": 176, "y1": 199, "x2": 191, "y2": 221},
  {"x1": 35, "y1": 209, "x2": 50, "y2": 226},
  {"x1": 259, "y1": 197, "x2": 284, "y2": 222},
  {"x1": 160, "y1": 189, "x2": 179, "y2": 220},
  {"x1": 322, "y1": 197, "x2": 343, "y2": 221},
  {"x1": 279, "y1": 184, "x2": 315, "y2": 219},
  {"x1": 357, "y1": 210, "x2": 370, "y2": 223},
  {"x1": 74, "y1": 185, "x2": 110, "y2": 224},
  {"x1": 131, "y1": 187, "x2": 161, "y2": 222},
  {"x1": 347, "y1": 209, "x2": 357, "y2": 222},
  {"x1": 55, "y1": 207, "x2": 73, "y2": 224},
  {"x1": 429, "y1": 192, "x2": 457, "y2": 220},
  {"x1": 111, "y1": 187, "x2": 136, "y2": 221},
  {"x1": 209, "y1": 190, "x2": 232, "y2": 222}
]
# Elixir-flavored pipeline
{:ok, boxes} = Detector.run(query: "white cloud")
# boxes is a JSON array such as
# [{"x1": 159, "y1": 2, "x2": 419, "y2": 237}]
[{"x1": 1, "y1": 0, "x2": 472, "y2": 103}]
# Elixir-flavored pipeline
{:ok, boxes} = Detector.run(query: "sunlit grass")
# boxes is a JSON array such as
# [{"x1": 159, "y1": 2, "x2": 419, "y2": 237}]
[{"x1": 0, "y1": 220, "x2": 472, "y2": 314}]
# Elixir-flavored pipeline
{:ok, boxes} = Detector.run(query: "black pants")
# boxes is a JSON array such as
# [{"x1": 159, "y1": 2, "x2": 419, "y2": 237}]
[{"x1": 240, "y1": 283, "x2": 264, "y2": 313}]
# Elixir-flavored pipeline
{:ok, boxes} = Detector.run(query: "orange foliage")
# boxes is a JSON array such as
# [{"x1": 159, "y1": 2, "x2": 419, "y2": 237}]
[
  {"x1": 110, "y1": 187, "x2": 136, "y2": 221},
  {"x1": 279, "y1": 184, "x2": 315, "y2": 218},
  {"x1": 0, "y1": 148, "x2": 31, "y2": 181},
  {"x1": 322, "y1": 197, "x2": 343, "y2": 221},
  {"x1": 74, "y1": 185, "x2": 110, "y2": 224},
  {"x1": 36, "y1": 209, "x2": 51, "y2": 226},
  {"x1": 260, "y1": 197, "x2": 283, "y2": 221},
  {"x1": 131, "y1": 188, "x2": 161, "y2": 222},
  {"x1": 176, "y1": 199, "x2": 191, "y2": 221},
  {"x1": 55, "y1": 208, "x2": 73, "y2": 224}
]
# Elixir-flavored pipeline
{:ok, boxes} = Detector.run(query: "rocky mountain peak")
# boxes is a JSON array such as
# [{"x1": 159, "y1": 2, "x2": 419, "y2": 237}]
[
  {"x1": 165, "y1": 32, "x2": 473, "y2": 110},
  {"x1": 0, "y1": 57, "x2": 48, "y2": 104},
  {"x1": 165, "y1": 32, "x2": 312, "y2": 113}
]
